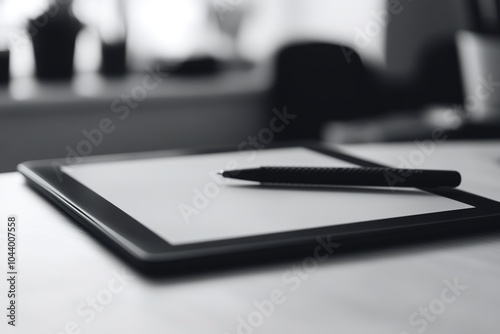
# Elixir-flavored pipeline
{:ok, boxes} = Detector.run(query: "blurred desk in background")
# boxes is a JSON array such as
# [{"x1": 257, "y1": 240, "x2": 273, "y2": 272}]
[
  {"x1": 1, "y1": 140, "x2": 500, "y2": 334},
  {"x1": 0, "y1": 67, "x2": 270, "y2": 172}
]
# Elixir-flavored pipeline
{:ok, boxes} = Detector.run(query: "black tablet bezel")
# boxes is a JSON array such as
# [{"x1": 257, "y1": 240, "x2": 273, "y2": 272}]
[{"x1": 18, "y1": 143, "x2": 500, "y2": 272}]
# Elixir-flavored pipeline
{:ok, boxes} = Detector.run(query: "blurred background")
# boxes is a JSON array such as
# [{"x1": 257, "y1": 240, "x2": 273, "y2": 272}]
[{"x1": 0, "y1": 0, "x2": 498, "y2": 172}]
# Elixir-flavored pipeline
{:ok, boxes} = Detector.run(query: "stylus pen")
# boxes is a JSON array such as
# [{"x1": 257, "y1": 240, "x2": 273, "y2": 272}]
[{"x1": 218, "y1": 167, "x2": 462, "y2": 188}]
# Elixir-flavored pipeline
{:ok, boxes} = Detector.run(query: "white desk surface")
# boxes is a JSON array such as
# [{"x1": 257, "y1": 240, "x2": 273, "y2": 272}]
[{"x1": 1, "y1": 141, "x2": 500, "y2": 334}]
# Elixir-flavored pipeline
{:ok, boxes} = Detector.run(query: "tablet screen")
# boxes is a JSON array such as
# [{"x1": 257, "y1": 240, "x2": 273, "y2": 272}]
[{"x1": 62, "y1": 147, "x2": 471, "y2": 245}]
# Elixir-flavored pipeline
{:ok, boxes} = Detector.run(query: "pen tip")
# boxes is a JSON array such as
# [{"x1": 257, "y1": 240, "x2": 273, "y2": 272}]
[{"x1": 217, "y1": 170, "x2": 224, "y2": 176}]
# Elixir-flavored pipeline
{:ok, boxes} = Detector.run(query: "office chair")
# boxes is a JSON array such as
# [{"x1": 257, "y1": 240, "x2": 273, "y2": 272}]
[{"x1": 270, "y1": 42, "x2": 372, "y2": 141}]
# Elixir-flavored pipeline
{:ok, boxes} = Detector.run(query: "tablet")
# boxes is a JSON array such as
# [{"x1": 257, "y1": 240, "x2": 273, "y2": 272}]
[{"x1": 18, "y1": 143, "x2": 500, "y2": 274}]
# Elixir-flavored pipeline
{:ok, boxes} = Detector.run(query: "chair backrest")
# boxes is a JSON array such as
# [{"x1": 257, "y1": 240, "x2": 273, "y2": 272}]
[{"x1": 271, "y1": 42, "x2": 371, "y2": 140}]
